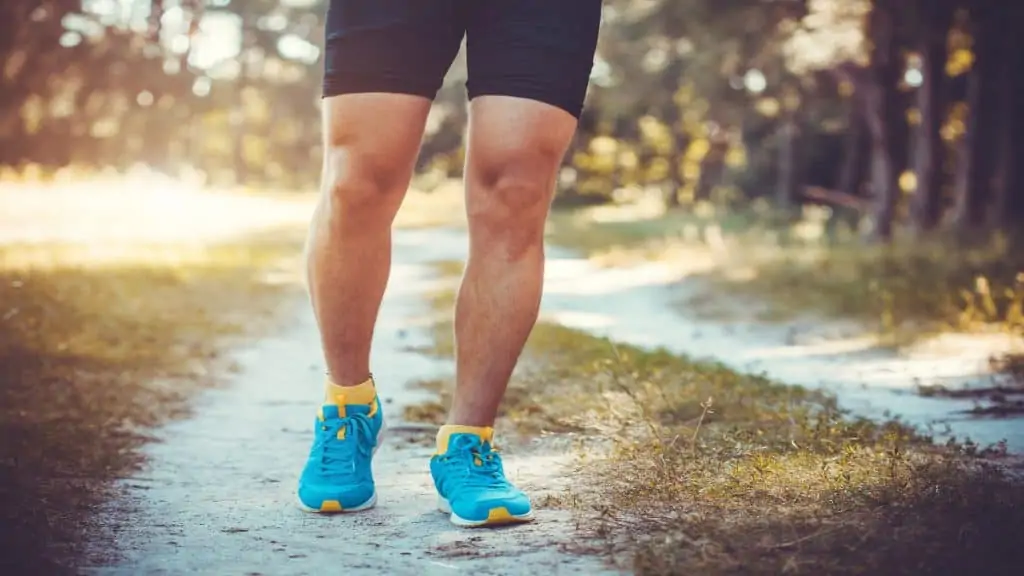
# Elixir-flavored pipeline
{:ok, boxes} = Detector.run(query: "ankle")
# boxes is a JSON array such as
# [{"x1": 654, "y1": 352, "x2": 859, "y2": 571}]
[
  {"x1": 436, "y1": 424, "x2": 494, "y2": 453},
  {"x1": 323, "y1": 375, "x2": 376, "y2": 405}
]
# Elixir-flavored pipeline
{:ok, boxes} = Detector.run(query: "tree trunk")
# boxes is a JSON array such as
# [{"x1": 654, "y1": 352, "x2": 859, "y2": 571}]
[
  {"x1": 952, "y1": 2, "x2": 1000, "y2": 234},
  {"x1": 837, "y1": 100, "x2": 868, "y2": 199},
  {"x1": 662, "y1": 59, "x2": 686, "y2": 209},
  {"x1": 862, "y1": 2, "x2": 903, "y2": 242},
  {"x1": 233, "y1": 11, "x2": 257, "y2": 186},
  {"x1": 827, "y1": 100, "x2": 869, "y2": 238},
  {"x1": 775, "y1": 116, "x2": 800, "y2": 213},
  {"x1": 148, "y1": 1, "x2": 164, "y2": 42},
  {"x1": 909, "y1": 1, "x2": 954, "y2": 234},
  {"x1": 989, "y1": 4, "x2": 1024, "y2": 230},
  {"x1": 887, "y1": 87, "x2": 912, "y2": 193},
  {"x1": 665, "y1": 141, "x2": 687, "y2": 208},
  {"x1": 695, "y1": 127, "x2": 729, "y2": 203},
  {"x1": 773, "y1": 79, "x2": 804, "y2": 215}
]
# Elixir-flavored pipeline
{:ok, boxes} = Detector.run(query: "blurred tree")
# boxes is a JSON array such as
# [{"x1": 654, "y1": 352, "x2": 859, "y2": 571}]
[
  {"x1": 1, "y1": 1, "x2": 96, "y2": 165},
  {"x1": 1, "y1": 0, "x2": 1022, "y2": 246},
  {"x1": 989, "y1": 3, "x2": 1024, "y2": 231},
  {"x1": 952, "y1": 0, "x2": 1000, "y2": 235},
  {"x1": 908, "y1": 0, "x2": 956, "y2": 234},
  {"x1": 854, "y1": 0, "x2": 908, "y2": 242},
  {"x1": 774, "y1": 79, "x2": 803, "y2": 215},
  {"x1": 0, "y1": 0, "x2": 326, "y2": 186}
]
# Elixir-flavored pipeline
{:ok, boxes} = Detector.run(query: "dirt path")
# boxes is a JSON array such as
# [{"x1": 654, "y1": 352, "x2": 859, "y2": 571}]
[{"x1": 81, "y1": 229, "x2": 616, "y2": 576}]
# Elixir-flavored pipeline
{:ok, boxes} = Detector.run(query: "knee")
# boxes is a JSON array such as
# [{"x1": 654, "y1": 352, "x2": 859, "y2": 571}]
[
  {"x1": 467, "y1": 149, "x2": 561, "y2": 254},
  {"x1": 322, "y1": 145, "x2": 408, "y2": 223}
]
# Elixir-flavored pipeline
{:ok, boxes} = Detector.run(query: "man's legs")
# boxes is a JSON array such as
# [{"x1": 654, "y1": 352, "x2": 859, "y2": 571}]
[
  {"x1": 297, "y1": 95, "x2": 427, "y2": 514},
  {"x1": 448, "y1": 97, "x2": 578, "y2": 426},
  {"x1": 430, "y1": 0, "x2": 603, "y2": 527},
  {"x1": 298, "y1": 0, "x2": 464, "y2": 513},
  {"x1": 306, "y1": 94, "x2": 432, "y2": 388}
]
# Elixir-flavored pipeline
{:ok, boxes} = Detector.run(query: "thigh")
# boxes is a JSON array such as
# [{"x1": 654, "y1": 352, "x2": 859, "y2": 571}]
[
  {"x1": 321, "y1": 93, "x2": 432, "y2": 203},
  {"x1": 463, "y1": 0, "x2": 603, "y2": 119},
  {"x1": 462, "y1": 95, "x2": 578, "y2": 229},
  {"x1": 323, "y1": 0, "x2": 466, "y2": 100}
]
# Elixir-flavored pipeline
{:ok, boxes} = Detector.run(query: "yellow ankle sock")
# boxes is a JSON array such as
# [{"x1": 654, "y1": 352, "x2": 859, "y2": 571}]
[
  {"x1": 323, "y1": 376, "x2": 376, "y2": 406},
  {"x1": 436, "y1": 424, "x2": 494, "y2": 454}
]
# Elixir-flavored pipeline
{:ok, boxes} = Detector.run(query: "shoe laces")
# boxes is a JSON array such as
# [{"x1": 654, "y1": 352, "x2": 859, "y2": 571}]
[
  {"x1": 315, "y1": 410, "x2": 374, "y2": 478},
  {"x1": 440, "y1": 434, "x2": 510, "y2": 490}
]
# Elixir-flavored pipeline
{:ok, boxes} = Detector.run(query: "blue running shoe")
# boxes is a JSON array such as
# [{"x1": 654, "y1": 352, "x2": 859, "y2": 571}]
[
  {"x1": 430, "y1": 428, "x2": 534, "y2": 527},
  {"x1": 297, "y1": 396, "x2": 383, "y2": 513}
]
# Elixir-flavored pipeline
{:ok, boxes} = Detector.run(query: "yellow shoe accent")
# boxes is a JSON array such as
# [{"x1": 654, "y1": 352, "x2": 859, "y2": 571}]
[
  {"x1": 324, "y1": 376, "x2": 376, "y2": 406},
  {"x1": 486, "y1": 507, "x2": 513, "y2": 523},
  {"x1": 436, "y1": 425, "x2": 494, "y2": 454},
  {"x1": 320, "y1": 500, "x2": 343, "y2": 512}
]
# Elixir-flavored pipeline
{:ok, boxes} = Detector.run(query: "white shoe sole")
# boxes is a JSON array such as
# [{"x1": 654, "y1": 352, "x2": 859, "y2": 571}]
[
  {"x1": 296, "y1": 490, "x2": 377, "y2": 514},
  {"x1": 437, "y1": 495, "x2": 535, "y2": 528}
]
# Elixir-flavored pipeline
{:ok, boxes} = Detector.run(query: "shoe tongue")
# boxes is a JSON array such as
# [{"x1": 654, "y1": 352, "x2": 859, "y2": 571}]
[
  {"x1": 344, "y1": 403, "x2": 371, "y2": 416},
  {"x1": 451, "y1": 433, "x2": 490, "y2": 451}
]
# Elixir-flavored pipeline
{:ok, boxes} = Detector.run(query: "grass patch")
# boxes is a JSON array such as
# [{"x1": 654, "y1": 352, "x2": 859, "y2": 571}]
[
  {"x1": 698, "y1": 239, "x2": 1024, "y2": 341},
  {"x1": 545, "y1": 202, "x2": 760, "y2": 255},
  {"x1": 414, "y1": 259, "x2": 1024, "y2": 576},
  {"x1": 547, "y1": 205, "x2": 1024, "y2": 344},
  {"x1": 991, "y1": 352, "x2": 1024, "y2": 384},
  {"x1": 917, "y1": 352, "x2": 1024, "y2": 416},
  {"x1": 0, "y1": 232, "x2": 302, "y2": 574}
]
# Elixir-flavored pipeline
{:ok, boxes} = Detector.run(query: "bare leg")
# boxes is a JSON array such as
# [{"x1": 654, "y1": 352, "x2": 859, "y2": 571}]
[
  {"x1": 447, "y1": 96, "x2": 579, "y2": 426},
  {"x1": 306, "y1": 93, "x2": 432, "y2": 386}
]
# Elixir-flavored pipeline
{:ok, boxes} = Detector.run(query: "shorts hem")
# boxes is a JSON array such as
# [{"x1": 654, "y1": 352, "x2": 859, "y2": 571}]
[
  {"x1": 466, "y1": 85, "x2": 589, "y2": 120},
  {"x1": 323, "y1": 73, "x2": 439, "y2": 101}
]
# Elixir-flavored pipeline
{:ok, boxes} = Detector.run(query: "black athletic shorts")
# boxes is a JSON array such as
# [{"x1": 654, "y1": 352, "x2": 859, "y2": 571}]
[{"x1": 322, "y1": 0, "x2": 603, "y2": 118}]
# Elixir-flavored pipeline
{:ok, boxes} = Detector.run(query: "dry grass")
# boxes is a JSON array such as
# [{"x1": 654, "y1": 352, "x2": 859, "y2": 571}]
[
  {"x1": 410, "y1": 260, "x2": 1024, "y2": 576},
  {"x1": 0, "y1": 227, "x2": 304, "y2": 574}
]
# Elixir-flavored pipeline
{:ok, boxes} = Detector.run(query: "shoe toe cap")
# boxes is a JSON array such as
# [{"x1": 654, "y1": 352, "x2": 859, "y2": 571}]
[
  {"x1": 451, "y1": 490, "x2": 532, "y2": 522},
  {"x1": 297, "y1": 481, "x2": 374, "y2": 511}
]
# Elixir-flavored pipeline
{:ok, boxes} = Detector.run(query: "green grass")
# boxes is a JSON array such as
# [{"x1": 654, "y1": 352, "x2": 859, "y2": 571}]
[
  {"x1": 410, "y1": 259, "x2": 1024, "y2": 576},
  {"x1": 0, "y1": 233, "x2": 302, "y2": 574},
  {"x1": 545, "y1": 205, "x2": 758, "y2": 260}
]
